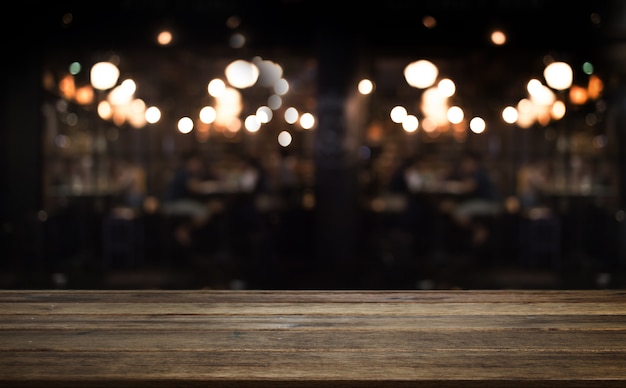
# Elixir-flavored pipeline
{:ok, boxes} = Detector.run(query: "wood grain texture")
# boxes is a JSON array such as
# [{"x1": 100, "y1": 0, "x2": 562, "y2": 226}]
[{"x1": 1, "y1": 290, "x2": 625, "y2": 387}]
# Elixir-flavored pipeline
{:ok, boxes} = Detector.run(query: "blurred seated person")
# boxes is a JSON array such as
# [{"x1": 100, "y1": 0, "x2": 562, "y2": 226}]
[
  {"x1": 161, "y1": 150, "x2": 219, "y2": 247},
  {"x1": 441, "y1": 151, "x2": 501, "y2": 247}
]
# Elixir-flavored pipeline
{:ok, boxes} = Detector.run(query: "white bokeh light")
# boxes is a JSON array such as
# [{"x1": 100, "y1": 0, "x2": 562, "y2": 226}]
[
  {"x1": 404, "y1": 59, "x2": 438, "y2": 89},
  {"x1": 278, "y1": 130, "x2": 292, "y2": 147},
  {"x1": 178, "y1": 117, "x2": 194, "y2": 133},
  {"x1": 225, "y1": 59, "x2": 259, "y2": 89}
]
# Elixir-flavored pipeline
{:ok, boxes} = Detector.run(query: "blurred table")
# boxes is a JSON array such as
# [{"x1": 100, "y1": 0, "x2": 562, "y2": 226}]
[{"x1": 1, "y1": 290, "x2": 626, "y2": 387}]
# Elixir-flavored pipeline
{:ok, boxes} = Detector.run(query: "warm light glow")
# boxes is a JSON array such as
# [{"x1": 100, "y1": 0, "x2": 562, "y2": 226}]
[
  {"x1": 59, "y1": 74, "x2": 76, "y2": 100},
  {"x1": 420, "y1": 87, "x2": 449, "y2": 127},
  {"x1": 437, "y1": 78, "x2": 455, "y2": 97},
  {"x1": 208, "y1": 78, "x2": 226, "y2": 97},
  {"x1": 490, "y1": 30, "x2": 506, "y2": 45},
  {"x1": 390, "y1": 106, "x2": 408, "y2": 123},
  {"x1": 244, "y1": 115, "x2": 261, "y2": 132},
  {"x1": 469, "y1": 117, "x2": 486, "y2": 133},
  {"x1": 97, "y1": 100, "x2": 113, "y2": 120},
  {"x1": 74, "y1": 85, "x2": 94, "y2": 105},
  {"x1": 550, "y1": 100, "x2": 566, "y2": 120},
  {"x1": 529, "y1": 83, "x2": 556, "y2": 106},
  {"x1": 225, "y1": 59, "x2": 259, "y2": 89},
  {"x1": 358, "y1": 79, "x2": 374, "y2": 95},
  {"x1": 90, "y1": 62, "x2": 120, "y2": 91},
  {"x1": 502, "y1": 106, "x2": 518, "y2": 124},
  {"x1": 300, "y1": 112, "x2": 315, "y2": 129},
  {"x1": 157, "y1": 30, "x2": 173, "y2": 45},
  {"x1": 447, "y1": 106, "x2": 464, "y2": 124},
  {"x1": 569, "y1": 85, "x2": 589, "y2": 105},
  {"x1": 422, "y1": 15, "x2": 437, "y2": 28},
  {"x1": 108, "y1": 81, "x2": 136, "y2": 106},
  {"x1": 215, "y1": 87, "x2": 242, "y2": 127},
  {"x1": 402, "y1": 115, "x2": 419, "y2": 132},
  {"x1": 278, "y1": 130, "x2": 292, "y2": 147},
  {"x1": 256, "y1": 106, "x2": 273, "y2": 123},
  {"x1": 178, "y1": 117, "x2": 194, "y2": 133},
  {"x1": 588, "y1": 75, "x2": 603, "y2": 99},
  {"x1": 145, "y1": 106, "x2": 161, "y2": 124},
  {"x1": 404, "y1": 59, "x2": 438, "y2": 89},
  {"x1": 544, "y1": 62, "x2": 573, "y2": 91},
  {"x1": 128, "y1": 99, "x2": 147, "y2": 128},
  {"x1": 199, "y1": 106, "x2": 216, "y2": 123},
  {"x1": 516, "y1": 98, "x2": 535, "y2": 128}
]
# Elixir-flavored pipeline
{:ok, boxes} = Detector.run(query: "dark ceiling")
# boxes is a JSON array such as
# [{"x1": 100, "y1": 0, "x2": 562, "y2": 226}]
[{"x1": 32, "y1": 0, "x2": 612, "y2": 55}]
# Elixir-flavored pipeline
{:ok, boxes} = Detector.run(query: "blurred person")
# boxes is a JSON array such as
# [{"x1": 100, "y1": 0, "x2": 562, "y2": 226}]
[
  {"x1": 517, "y1": 158, "x2": 550, "y2": 210},
  {"x1": 443, "y1": 151, "x2": 501, "y2": 249},
  {"x1": 161, "y1": 150, "x2": 217, "y2": 248}
]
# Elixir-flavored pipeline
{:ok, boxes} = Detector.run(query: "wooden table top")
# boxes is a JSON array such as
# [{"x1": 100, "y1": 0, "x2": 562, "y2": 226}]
[{"x1": 1, "y1": 289, "x2": 625, "y2": 387}]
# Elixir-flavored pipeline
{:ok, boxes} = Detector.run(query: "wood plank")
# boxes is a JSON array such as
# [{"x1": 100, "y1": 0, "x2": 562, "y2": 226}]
[{"x1": 1, "y1": 290, "x2": 626, "y2": 387}]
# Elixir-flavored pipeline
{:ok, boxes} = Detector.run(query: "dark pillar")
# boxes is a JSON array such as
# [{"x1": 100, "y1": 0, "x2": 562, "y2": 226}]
[
  {"x1": 0, "y1": 22, "x2": 44, "y2": 265},
  {"x1": 604, "y1": 0, "x2": 626, "y2": 267},
  {"x1": 313, "y1": 21, "x2": 361, "y2": 287}
]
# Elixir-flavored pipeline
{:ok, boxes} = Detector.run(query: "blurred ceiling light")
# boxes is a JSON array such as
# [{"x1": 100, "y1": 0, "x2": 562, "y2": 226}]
[
  {"x1": 128, "y1": 99, "x2": 147, "y2": 128},
  {"x1": 469, "y1": 117, "x2": 486, "y2": 133},
  {"x1": 588, "y1": 74, "x2": 603, "y2": 99},
  {"x1": 550, "y1": 100, "x2": 566, "y2": 120},
  {"x1": 97, "y1": 100, "x2": 113, "y2": 120},
  {"x1": 278, "y1": 130, "x2": 292, "y2": 147},
  {"x1": 268, "y1": 94, "x2": 282, "y2": 109},
  {"x1": 390, "y1": 106, "x2": 408, "y2": 123},
  {"x1": 256, "y1": 106, "x2": 273, "y2": 123},
  {"x1": 402, "y1": 115, "x2": 419, "y2": 132},
  {"x1": 253, "y1": 57, "x2": 283, "y2": 87},
  {"x1": 582, "y1": 61, "x2": 594, "y2": 75},
  {"x1": 74, "y1": 85, "x2": 94, "y2": 105},
  {"x1": 229, "y1": 33, "x2": 246, "y2": 48},
  {"x1": 420, "y1": 87, "x2": 448, "y2": 127},
  {"x1": 145, "y1": 106, "x2": 161, "y2": 124},
  {"x1": 244, "y1": 115, "x2": 261, "y2": 132},
  {"x1": 437, "y1": 78, "x2": 455, "y2": 97},
  {"x1": 226, "y1": 15, "x2": 241, "y2": 29},
  {"x1": 284, "y1": 107, "x2": 299, "y2": 124},
  {"x1": 526, "y1": 79, "x2": 543, "y2": 95},
  {"x1": 90, "y1": 62, "x2": 120, "y2": 91},
  {"x1": 208, "y1": 78, "x2": 226, "y2": 97},
  {"x1": 225, "y1": 59, "x2": 259, "y2": 89},
  {"x1": 447, "y1": 106, "x2": 464, "y2": 124},
  {"x1": 569, "y1": 85, "x2": 589, "y2": 105},
  {"x1": 157, "y1": 30, "x2": 173, "y2": 46},
  {"x1": 529, "y1": 84, "x2": 556, "y2": 106},
  {"x1": 215, "y1": 87, "x2": 242, "y2": 127},
  {"x1": 273, "y1": 78, "x2": 289, "y2": 95},
  {"x1": 490, "y1": 30, "x2": 506, "y2": 45},
  {"x1": 422, "y1": 15, "x2": 437, "y2": 28},
  {"x1": 516, "y1": 99, "x2": 535, "y2": 128},
  {"x1": 300, "y1": 112, "x2": 315, "y2": 129},
  {"x1": 544, "y1": 61, "x2": 573, "y2": 91},
  {"x1": 199, "y1": 106, "x2": 216, "y2": 124},
  {"x1": 502, "y1": 106, "x2": 518, "y2": 124},
  {"x1": 178, "y1": 117, "x2": 194, "y2": 133},
  {"x1": 404, "y1": 59, "x2": 438, "y2": 89},
  {"x1": 358, "y1": 79, "x2": 374, "y2": 95}
]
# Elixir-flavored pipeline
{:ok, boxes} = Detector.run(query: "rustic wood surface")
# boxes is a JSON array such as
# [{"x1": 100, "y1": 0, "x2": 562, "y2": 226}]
[{"x1": 1, "y1": 290, "x2": 625, "y2": 387}]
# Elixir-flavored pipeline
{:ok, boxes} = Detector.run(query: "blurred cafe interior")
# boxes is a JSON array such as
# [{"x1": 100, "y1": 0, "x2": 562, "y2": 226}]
[{"x1": 2, "y1": 0, "x2": 626, "y2": 290}]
